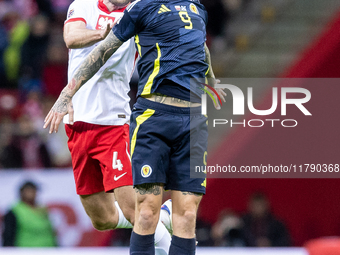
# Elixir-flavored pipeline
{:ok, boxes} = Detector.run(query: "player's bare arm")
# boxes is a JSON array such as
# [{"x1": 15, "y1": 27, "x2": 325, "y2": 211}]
[
  {"x1": 204, "y1": 43, "x2": 226, "y2": 109},
  {"x1": 43, "y1": 32, "x2": 123, "y2": 133},
  {"x1": 64, "y1": 21, "x2": 113, "y2": 49},
  {"x1": 72, "y1": 31, "x2": 122, "y2": 89},
  {"x1": 204, "y1": 43, "x2": 216, "y2": 80}
]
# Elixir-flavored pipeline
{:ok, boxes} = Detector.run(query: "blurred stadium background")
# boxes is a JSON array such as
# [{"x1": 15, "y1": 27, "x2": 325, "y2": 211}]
[{"x1": 1, "y1": 0, "x2": 340, "y2": 254}]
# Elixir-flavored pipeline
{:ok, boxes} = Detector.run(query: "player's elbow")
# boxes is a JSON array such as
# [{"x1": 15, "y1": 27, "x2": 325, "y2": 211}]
[
  {"x1": 64, "y1": 41, "x2": 75, "y2": 49},
  {"x1": 64, "y1": 34, "x2": 77, "y2": 49}
]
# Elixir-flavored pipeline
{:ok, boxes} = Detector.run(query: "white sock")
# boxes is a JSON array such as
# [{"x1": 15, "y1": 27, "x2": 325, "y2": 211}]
[
  {"x1": 114, "y1": 201, "x2": 133, "y2": 229},
  {"x1": 160, "y1": 208, "x2": 171, "y2": 234},
  {"x1": 154, "y1": 217, "x2": 171, "y2": 255}
]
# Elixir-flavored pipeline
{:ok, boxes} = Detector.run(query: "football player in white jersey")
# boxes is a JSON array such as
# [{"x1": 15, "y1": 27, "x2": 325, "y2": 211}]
[{"x1": 59, "y1": 0, "x2": 171, "y2": 252}]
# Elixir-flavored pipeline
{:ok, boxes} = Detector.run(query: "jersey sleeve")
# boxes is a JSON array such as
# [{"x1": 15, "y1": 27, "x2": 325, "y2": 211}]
[
  {"x1": 65, "y1": 0, "x2": 88, "y2": 25},
  {"x1": 203, "y1": 9, "x2": 208, "y2": 25},
  {"x1": 200, "y1": 4, "x2": 208, "y2": 25},
  {"x1": 112, "y1": 0, "x2": 144, "y2": 42}
]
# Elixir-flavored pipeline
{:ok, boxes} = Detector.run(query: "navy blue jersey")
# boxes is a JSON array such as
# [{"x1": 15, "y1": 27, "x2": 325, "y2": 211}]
[{"x1": 113, "y1": 0, "x2": 208, "y2": 99}]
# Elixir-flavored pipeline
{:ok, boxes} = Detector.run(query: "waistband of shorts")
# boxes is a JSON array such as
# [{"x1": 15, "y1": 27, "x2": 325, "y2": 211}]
[{"x1": 136, "y1": 97, "x2": 202, "y2": 115}]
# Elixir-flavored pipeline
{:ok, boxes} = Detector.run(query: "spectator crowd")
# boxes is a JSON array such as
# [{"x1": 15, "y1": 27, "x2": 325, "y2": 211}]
[
  {"x1": 0, "y1": 0, "x2": 73, "y2": 168},
  {"x1": 196, "y1": 192, "x2": 291, "y2": 247}
]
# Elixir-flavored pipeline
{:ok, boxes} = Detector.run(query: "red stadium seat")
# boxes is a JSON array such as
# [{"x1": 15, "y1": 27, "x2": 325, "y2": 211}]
[{"x1": 305, "y1": 237, "x2": 340, "y2": 255}]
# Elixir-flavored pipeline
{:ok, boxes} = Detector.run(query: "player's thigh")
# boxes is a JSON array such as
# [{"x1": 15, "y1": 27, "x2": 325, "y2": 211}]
[
  {"x1": 80, "y1": 191, "x2": 116, "y2": 221},
  {"x1": 171, "y1": 190, "x2": 202, "y2": 216},
  {"x1": 134, "y1": 183, "x2": 164, "y2": 232},
  {"x1": 135, "y1": 183, "x2": 164, "y2": 208},
  {"x1": 65, "y1": 122, "x2": 105, "y2": 195},
  {"x1": 114, "y1": 185, "x2": 135, "y2": 223},
  {"x1": 171, "y1": 190, "x2": 202, "y2": 237},
  {"x1": 166, "y1": 114, "x2": 207, "y2": 194},
  {"x1": 130, "y1": 105, "x2": 169, "y2": 186},
  {"x1": 92, "y1": 124, "x2": 133, "y2": 192}
]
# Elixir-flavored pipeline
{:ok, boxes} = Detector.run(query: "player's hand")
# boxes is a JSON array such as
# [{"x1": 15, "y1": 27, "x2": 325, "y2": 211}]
[
  {"x1": 100, "y1": 18, "x2": 119, "y2": 40},
  {"x1": 43, "y1": 89, "x2": 74, "y2": 133},
  {"x1": 207, "y1": 79, "x2": 226, "y2": 110},
  {"x1": 100, "y1": 23, "x2": 112, "y2": 40},
  {"x1": 215, "y1": 79, "x2": 227, "y2": 108}
]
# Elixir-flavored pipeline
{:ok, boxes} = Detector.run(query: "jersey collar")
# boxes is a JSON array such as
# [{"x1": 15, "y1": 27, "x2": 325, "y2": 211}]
[{"x1": 98, "y1": 0, "x2": 127, "y2": 14}]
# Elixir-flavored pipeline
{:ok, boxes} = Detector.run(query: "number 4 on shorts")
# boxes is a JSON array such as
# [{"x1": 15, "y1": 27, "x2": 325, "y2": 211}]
[{"x1": 112, "y1": 151, "x2": 123, "y2": 171}]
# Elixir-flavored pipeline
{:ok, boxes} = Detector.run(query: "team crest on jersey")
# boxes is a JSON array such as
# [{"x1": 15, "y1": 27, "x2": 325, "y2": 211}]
[
  {"x1": 141, "y1": 165, "x2": 152, "y2": 178},
  {"x1": 189, "y1": 3, "x2": 199, "y2": 14},
  {"x1": 96, "y1": 15, "x2": 116, "y2": 30},
  {"x1": 175, "y1": 5, "x2": 187, "y2": 11},
  {"x1": 68, "y1": 9, "x2": 74, "y2": 18}
]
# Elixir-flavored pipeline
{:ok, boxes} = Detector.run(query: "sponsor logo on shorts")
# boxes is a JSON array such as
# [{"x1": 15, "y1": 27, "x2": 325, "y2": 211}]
[
  {"x1": 141, "y1": 165, "x2": 152, "y2": 178},
  {"x1": 189, "y1": 3, "x2": 199, "y2": 14},
  {"x1": 114, "y1": 172, "x2": 127, "y2": 181}
]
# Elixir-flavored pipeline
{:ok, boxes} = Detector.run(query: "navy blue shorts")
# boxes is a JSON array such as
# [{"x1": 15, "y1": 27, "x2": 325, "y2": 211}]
[{"x1": 130, "y1": 97, "x2": 207, "y2": 194}]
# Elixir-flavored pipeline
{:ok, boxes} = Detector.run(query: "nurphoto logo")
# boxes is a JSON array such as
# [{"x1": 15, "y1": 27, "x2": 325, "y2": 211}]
[{"x1": 201, "y1": 83, "x2": 312, "y2": 128}]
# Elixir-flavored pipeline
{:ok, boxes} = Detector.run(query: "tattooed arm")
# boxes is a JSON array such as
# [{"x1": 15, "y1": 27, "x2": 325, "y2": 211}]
[
  {"x1": 71, "y1": 31, "x2": 123, "y2": 91},
  {"x1": 43, "y1": 31, "x2": 123, "y2": 133}
]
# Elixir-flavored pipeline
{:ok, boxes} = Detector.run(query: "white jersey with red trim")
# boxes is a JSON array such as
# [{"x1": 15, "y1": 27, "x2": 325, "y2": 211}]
[{"x1": 63, "y1": 0, "x2": 137, "y2": 125}]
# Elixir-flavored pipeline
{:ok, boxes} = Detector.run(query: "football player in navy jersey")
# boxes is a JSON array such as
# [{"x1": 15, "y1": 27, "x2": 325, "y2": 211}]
[{"x1": 44, "y1": 0, "x2": 225, "y2": 254}]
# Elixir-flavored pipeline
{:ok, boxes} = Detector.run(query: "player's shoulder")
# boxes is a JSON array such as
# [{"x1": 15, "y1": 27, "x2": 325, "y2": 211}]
[
  {"x1": 126, "y1": 0, "x2": 147, "y2": 12},
  {"x1": 67, "y1": 0, "x2": 96, "y2": 20},
  {"x1": 126, "y1": 0, "x2": 175, "y2": 14},
  {"x1": 185, "y1": 0, "x2": 206, "y2": 10},
  {"x1": 127, "y1": 0, "x2": 174, "y2": 12},
  {"x1": 157, "y1": 0, "x2": 206, "y2": 12}
]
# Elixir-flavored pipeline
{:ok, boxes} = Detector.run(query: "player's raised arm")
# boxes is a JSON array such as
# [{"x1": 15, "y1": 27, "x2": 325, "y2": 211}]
[
  {"x1": 204, "y1": 43, "x2": 216, "y2": 80},
  {"x1": 64, "y1": 20, "x2": 113, "y2": 49},
  {"x1": 43, "y1": 31, "x2": 123, "y2": 133},
  {"x1": 204, "y1": 43, "x2": 226, "y2": 109},
  {"x1": 71, "y1": 31, "x2": 123, "y2": 90}
]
